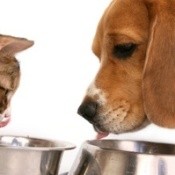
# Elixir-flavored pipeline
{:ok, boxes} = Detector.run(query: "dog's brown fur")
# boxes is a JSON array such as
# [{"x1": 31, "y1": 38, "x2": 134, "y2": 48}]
[
  {"x1": 78, "y1": 0, "x2": 175, "y2": 134},
  {"x1": 0, "y1": 35, "x2": 33, "y2": 127}
]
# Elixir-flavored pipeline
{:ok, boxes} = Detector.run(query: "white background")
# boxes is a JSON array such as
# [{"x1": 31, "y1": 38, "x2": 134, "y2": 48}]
[{"x1": 0, "y1": 0, "x2": 175, "y2": 174}]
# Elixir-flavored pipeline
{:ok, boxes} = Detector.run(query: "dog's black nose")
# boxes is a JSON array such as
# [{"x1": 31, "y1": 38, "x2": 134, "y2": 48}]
[{"x1": 78, "y1": 101, "x2": 98, "y2": 122}]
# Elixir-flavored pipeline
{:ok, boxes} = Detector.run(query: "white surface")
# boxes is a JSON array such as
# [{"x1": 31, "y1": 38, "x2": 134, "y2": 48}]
[{"x1": 0, "y1": 0, "x2": 175, "y2": 174}]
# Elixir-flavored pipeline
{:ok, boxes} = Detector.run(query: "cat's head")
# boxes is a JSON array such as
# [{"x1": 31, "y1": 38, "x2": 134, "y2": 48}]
[{"x1": 0, "y1": 35, "x2": 34, "y2": 127}]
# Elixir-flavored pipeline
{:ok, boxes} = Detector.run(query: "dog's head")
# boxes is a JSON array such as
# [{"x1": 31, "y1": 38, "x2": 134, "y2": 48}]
[
  {"x1": 78, "y1": 0, "x2": 175, "y2": 137},
  {"x1": 0, "y1": 35, "x2": 34, "y2": 127}
]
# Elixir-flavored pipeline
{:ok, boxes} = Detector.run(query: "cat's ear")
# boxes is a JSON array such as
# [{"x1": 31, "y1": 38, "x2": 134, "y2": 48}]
[{"x1": 0, "y1": 35, "x2": 34, "y2": 56}]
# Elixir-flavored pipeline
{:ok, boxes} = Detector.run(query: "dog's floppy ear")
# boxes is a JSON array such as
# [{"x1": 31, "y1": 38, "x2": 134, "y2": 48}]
[
  {"x1": 142, "y1": 0, "x2": 175, "y2": 127},
  {"x1": 0, "y1": 35, "x2": 34, "y2": 56}
]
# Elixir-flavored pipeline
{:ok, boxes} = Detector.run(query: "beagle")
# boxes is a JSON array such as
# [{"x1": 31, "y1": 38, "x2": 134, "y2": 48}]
[
  {"x1": 0, "y1": 35, "x2": 33, "y2": 127},
  {"x1": 78, "y1": 0, "x2": 175, "y2": 138}
]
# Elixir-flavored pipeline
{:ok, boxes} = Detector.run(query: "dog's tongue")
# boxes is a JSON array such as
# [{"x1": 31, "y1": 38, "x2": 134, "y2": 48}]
[{"x1": 96, "y1": 132, "x2": 109, "y2": 140}]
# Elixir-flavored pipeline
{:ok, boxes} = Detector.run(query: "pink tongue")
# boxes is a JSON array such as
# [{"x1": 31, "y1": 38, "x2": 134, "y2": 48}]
[
  {"x1": 96, "y1": 132, "x2": 109, "y2": 140},
  {"x1": 0, "y1": 117, "x2": 11, "y2": 128}
]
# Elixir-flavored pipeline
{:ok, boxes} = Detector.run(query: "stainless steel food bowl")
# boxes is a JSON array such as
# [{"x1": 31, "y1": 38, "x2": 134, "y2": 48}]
[
  {"x1": 69, "y1": 140, "x2": 175, "y2": 175},
  {"x1": 0, "y1": 135, "x2": 75, "y2": 175}
]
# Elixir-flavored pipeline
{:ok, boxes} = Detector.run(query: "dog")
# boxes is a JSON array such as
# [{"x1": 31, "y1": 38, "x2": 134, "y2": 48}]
[
  {"x1": 78, "y1": 0, "x2": 175, "y2": 138},
  {"x1": 0, "y1": 34, "x2": 34, "y2": 127}
]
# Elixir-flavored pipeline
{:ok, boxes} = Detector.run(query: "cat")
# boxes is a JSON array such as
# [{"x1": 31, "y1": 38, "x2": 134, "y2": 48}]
[{"x1": 0, "y1": 34, "x2": 34, "y2": 127}]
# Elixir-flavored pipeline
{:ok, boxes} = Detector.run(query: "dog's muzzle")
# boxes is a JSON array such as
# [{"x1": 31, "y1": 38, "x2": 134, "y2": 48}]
[{"x1": 78, "y1": 99, "x2": 109, "y2": 139}]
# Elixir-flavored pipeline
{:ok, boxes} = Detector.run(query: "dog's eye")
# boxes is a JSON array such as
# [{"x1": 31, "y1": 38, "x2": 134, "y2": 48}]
[{"x1": 113, "y1": 43, "x2": 137, "y2": 59}]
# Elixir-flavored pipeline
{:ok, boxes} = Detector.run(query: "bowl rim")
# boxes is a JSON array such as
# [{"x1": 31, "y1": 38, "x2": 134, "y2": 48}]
[
  {"x1": 84, "y1": 139, "x2": 175, "y2": 156},
  {"x1": 0, "y1": 135, "x2": 76, "y2": 151}
]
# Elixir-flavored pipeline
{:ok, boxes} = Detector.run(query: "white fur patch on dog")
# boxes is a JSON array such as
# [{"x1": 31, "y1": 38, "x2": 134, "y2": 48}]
[{"x1": 86, "y1": 82, "x2": 107, "y2": 105}]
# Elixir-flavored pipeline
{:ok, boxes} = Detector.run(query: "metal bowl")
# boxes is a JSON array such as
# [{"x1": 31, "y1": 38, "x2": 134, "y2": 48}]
[
  {"x1": 69, "y1": 140, "x2": 175, "y2": 175},
  {"x1": 0, "y1": 135, "x2": 75, "y2": 175}
]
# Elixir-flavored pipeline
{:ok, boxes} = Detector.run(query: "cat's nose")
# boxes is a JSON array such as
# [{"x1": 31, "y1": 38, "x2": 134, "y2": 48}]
[{"x1": 0, "y1": 107, "x2": 11, "y2": 128}]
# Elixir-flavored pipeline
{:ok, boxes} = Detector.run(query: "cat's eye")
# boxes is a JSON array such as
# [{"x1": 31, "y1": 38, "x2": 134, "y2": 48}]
[
  {"x1": 0, "y1": 87, "x2": 9, "y2": 96},
  {"x1": 112, "y1": 43, "x2": 137, "y2": 59}
]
